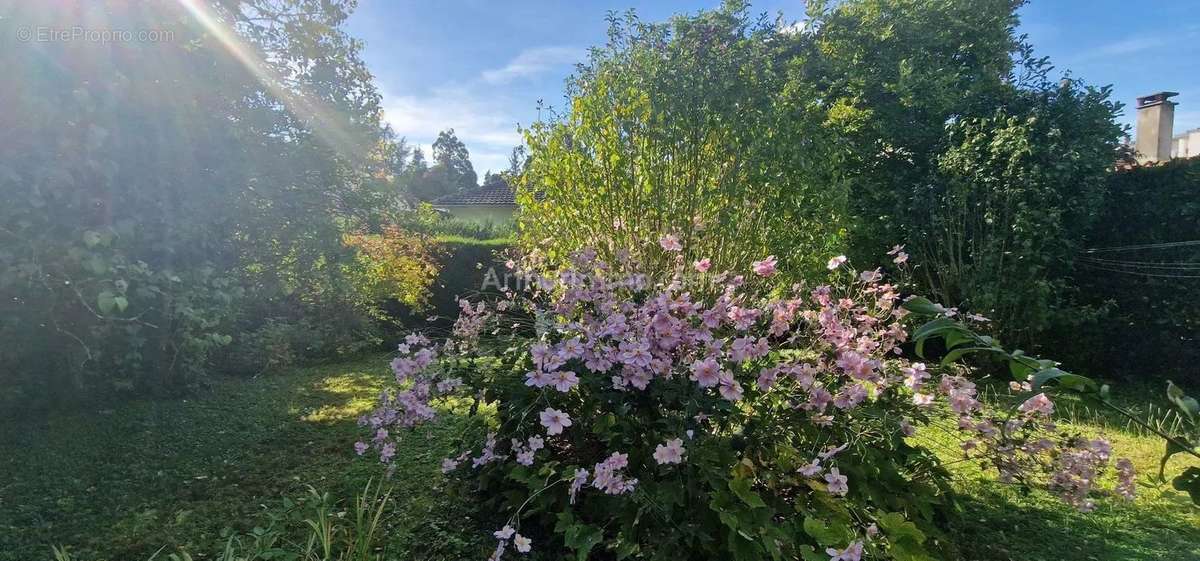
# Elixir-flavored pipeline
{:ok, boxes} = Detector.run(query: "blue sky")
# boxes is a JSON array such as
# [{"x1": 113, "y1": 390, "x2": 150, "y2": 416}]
[{"x1": 347, "y1": 0, "x2": 1200, "y2": 176}]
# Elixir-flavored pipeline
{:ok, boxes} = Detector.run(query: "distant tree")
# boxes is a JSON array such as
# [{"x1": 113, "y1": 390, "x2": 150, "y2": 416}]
[
  {"x1": 380, "y1": 127, "x2": 412, "y2": 180},
  {"x1": 432, "y1": 128, "x2": 477, "y2": 189},
  {"x1": 482, "y1": 170, "x2": 506, "y2": 187},
  {"x1": 409, "y1": 147, "x2": 428, "y2": 175},
  {"x1": 506, "y1": 145, "x2": 528, "y2": 178},
  {"x1": 407, "y1": 129, "x2": 477, "y2": 201}
]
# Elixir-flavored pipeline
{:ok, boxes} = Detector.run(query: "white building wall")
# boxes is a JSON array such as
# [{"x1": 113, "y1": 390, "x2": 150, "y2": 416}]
[{"x1": 1173, "y1": 129, "x2": 1200, "y2": 159}]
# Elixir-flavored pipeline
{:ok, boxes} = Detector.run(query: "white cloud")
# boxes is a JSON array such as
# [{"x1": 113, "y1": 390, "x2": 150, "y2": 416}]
[
  {"x1": 379, "y1": 44, "x2": 584, "y2": 176},
  {"x1": 381, "y1": 84, "x2": 524, "y2": 174},
  {"x1": 481, "y1": 46, "x2": 586, "y2": 84},
  {"x1": 1093, "y1": 36, "x2": 1169, "y2": 57},
  {"x1": 1070, "y1": 34, "x2": 1173, "y2": 64},
  {"x1": 779, "y1": 20, "x2": 807, "y2": 35}
]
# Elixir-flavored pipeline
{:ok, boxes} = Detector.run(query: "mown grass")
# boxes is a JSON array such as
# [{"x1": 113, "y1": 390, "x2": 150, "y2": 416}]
[
  {"x1": 0, "y1": 354, "x2": 483, "y2": 561},
  {"x1": 5, "y1": 355, "x2": 1198, "y2": 561}
]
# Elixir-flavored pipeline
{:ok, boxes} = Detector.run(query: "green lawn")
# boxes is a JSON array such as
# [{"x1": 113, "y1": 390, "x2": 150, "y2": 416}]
[
  {"x1": 916, "y1": 387, "x2": 1200, "y2": 561},
  {"x1": 4, "y1": 356, "x2": 1197, "y2": 560},
  {"x1": 0, "y1": 354, "x2": 483, "y2": 561}
]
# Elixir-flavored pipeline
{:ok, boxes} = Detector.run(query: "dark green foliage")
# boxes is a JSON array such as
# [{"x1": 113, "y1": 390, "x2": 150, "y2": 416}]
[
  {"x1": 921, "y1": 82, "x2": 1123, "y2": 345},
  {"x1": 424, "y1": 237, "x2": 515, "y2": 326},
  {"x1": 1068, "y1": 157, "x2": 1200, "y2": 380},
  {"x1": 0, "y1": 0, "x2": 403, "y2": 405},
  {"x1": 809, "y1": 0, "x2": 1124, "y2": 349}
]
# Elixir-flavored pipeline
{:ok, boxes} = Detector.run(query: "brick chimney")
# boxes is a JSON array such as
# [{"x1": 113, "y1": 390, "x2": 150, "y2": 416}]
[{"x1": 1135, "y1": 91, "x2": 1178, "y2": 163}]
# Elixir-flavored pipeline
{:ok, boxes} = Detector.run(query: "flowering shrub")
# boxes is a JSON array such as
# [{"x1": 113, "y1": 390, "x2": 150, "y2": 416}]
[{"x1": 357, "y1": 243, "x2": 1136, "y2": 560}]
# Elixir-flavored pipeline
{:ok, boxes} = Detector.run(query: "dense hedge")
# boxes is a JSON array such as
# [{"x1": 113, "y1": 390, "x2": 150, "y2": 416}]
[
  {"x1": 386, "y1": 236, "x2": 514, "y2": 330},
  {"x1": 1067, "y1": 157, "x2": 1200, "y2": 380}
]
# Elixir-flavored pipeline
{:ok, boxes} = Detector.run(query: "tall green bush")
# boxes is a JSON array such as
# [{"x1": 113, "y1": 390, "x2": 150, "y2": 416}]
[
  {"x1": 518, "y1": 3, "x2": 844, "y2": 280},
  {"x1": 808, "y1": 0, "x2": 1124, "y2": 348},
  {"x1": 918, "y1": 83, "x2": 1123, "y2": 344},
  {"x1": 0, "y1": 0, "x2": 398, "y2": 405}
]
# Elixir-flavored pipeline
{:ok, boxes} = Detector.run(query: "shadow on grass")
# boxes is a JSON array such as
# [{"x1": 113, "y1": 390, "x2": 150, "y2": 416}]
[{"x1": 0, "y1": 354, "x2": 485, "y2": 561}]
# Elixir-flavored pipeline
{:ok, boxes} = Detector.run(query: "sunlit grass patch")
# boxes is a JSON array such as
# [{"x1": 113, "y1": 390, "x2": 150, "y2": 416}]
[
  {"x1": 301, "y1": 372, "x2": 388, "y2": 423},
  {"x1": 917, "y1": 384, "x2": 1200, "y2": 561}
]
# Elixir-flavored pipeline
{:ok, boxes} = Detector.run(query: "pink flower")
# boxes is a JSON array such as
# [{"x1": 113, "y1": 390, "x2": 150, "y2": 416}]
[
  {"x1": 1116, "y1": 458, "x2": 1136, "y2": 500},
  {"x1": 858, "y1": 268, "x2": 882, "y2": 283},
  {"x1": 539, "y1": 408, "x2": 572, "y2": 435},
  {"x1": 694, "y1": 258, "x2": 712, "y2": 272},
  {"x1": 550, "y1": 370, "x2": 580, "y2": 392},
  {"x1": 659, "y1": 234, "x2": 682, "y2": 251},
  {"x1": 1018, "y1": 393, "x2": 1055, "y2": 416},
  {"x1": 751, "y1": 255, "x2": 778, "y2": 277},
  {"x1": 513, "y1": 534, "x2": 532, "y2": 553},
  {"x1": 525, "y1": 370, "x2": 551, "y2": 388},
  {"x1": 718, "y1": 376, "x2": 744, "y2": 402},
  {"x1": 756, "y1": 367, "x2": 778, "y2": 391},
  {"x1": 653, "y1": 438, "x2": 686, "y2": 464},
  {"x1": 893, "y1": 252, "x2": 908, "y2": 265},
  {"x1": 441, "y1": 457, "x2": 459, "y2": 473},
  {"x1": 799, "y1": 460, "x2": 822, "y2": 477},
  {"x1": 824, "y1": 467, "x2": 848, "y2": 496},
  {"x1": 527, "y1": 436, "x2": 544, "y2": 451},
  {"x1": 689, "y1": 358, "x2": 721, "y2": 387},
  {"x1": 493, "y1": 525, "x2": 515, "y2": 540},
  {"x1": 569, "y1": 468, "x2": 589, "y2": 504},
  {"x1": 902, "y1": 362, "x2": 929, "y2": 390},
  {"x1": 515, "y1": 450, "x2": 535, "y2": 466},
  {"x1": 826, "y1": 541, "x2": 863, "y2": 561},
  {"x1": 827, "y1": 255, "x2": 847, "y2": 270},
  {"x1": 354, "y1": 441, "x2": 368, "y2": 455}
]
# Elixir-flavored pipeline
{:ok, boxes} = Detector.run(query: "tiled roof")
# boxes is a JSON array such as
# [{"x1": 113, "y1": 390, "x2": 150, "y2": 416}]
[{"x1": 432, "y1": 181, "x2": 517, "y2": 206}]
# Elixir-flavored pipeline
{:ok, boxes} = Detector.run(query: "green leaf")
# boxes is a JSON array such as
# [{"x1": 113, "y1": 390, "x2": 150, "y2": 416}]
[
  {"x1": 877, "y1": 512, "x2": 925, "y2": 544},
  {"x1": 83, "y1": 230, "x2": 102, "y2": 248},
  {"x1": 940, "y1": 346, "x2": 1003, "y2": 365},
  {"x1": 943, "y1": 329, "x2": 974, "y2": 350},
  {"x1": 1007, "y1": 351, "x2": 1034, "y2": 380},
  {"x1": 901, "y1": 297, "x2": 942, "y2": 315},
  {"x1": 1030, "y1": 368, "x2": 1097, "y2": 394},
  {"x1": 1167, "y1": 381, "x2": 1199, "y2": 422},
  {"x1": 564, "y1": 524, "x2": 603, "y2": 561},
  {"x1": 802, "y1": 517, "x2": 848, "y2": 547},
  {"x1": 910, "y1": 317, "x2": 959, "y2": 341},
  {"x1": 729, "y1": 477, "x2": 767, "y2": 509},
  {"x1": 97, "y1": 291, "x2": 117, "y2": 314},
  {"x1": 113, "y1": 296, "x2": 129, "y2": 313},
  {"x1": 1171, "y1": 466, "x2": 1200, "y2": 505}
]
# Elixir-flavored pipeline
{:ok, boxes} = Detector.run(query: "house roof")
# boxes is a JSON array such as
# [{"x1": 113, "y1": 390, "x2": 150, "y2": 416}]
[{"x1": 432, "y1": 181, "x2": 517, "y2": 207}]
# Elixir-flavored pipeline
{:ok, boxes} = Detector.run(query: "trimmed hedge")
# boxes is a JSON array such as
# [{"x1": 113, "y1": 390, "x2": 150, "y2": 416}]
[
  {"x1": 386, "y1": 236, "x2": 514, "y2": 329},
  {"x1": 1068, "y1": 156, "x2": 1200, "y2": 380}
]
